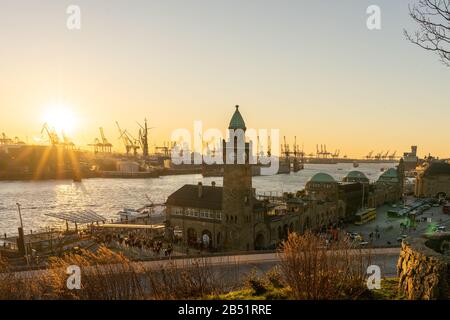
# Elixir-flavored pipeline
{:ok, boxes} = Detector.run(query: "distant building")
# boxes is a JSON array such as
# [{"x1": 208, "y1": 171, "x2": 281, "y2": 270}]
[
  {"x1": 402, "y1": 146, "x2": 419, "y2": 171},
  {"x1": 305, "y1": 173, "x2": 339, "y2": 202},
  {"x1": 343, "y1": 170, "x2": 370, "y2": 184},
  {"x1": 367, "y1": 161, "x2": 404, "y2": 207},
  {"x1": 116, "y1": 161, "x2": 140, "y2": 173},
  {"x1": 415, "y1": 161, "x2": 450, "y2": 198}
]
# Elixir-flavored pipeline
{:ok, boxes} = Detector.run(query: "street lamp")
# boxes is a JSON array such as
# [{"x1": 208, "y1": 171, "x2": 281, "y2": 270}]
[{"x1": 16, "y1": 203, "x2": 29, "y2": 266}]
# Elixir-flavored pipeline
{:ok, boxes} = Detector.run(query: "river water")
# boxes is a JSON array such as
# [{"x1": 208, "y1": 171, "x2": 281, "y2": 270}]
[{"x1": 0, "y1": 163, "x2": 394, "y2": 236}]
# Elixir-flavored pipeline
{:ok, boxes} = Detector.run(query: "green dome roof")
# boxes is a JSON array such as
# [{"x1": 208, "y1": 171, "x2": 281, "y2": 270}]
[
  {"x1": 309, "y1": 172, "x2": 336, "y2": 183},
  {"x1": 381, "y1": 168, "x2": 398, "y2": 178},
  {"x1": 346, "y1": 171, "x2": 368, "y2": 179},
  {"x1": 378, "y1": 168, "x2": 399, "y2": 183},
  {"x1": 228, "y1": 105, "x2": 246, "y2": 130}
]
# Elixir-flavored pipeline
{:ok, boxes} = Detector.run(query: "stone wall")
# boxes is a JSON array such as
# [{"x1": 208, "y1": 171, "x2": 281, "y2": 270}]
[{"x1": 397, "y1": 233, "x2": 450, "y2": 300}]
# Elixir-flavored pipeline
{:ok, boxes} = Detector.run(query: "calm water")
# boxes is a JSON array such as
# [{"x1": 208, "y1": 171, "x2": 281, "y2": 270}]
[{"x1": 0, "y1": 163, "x2": 394, "y2": 236}]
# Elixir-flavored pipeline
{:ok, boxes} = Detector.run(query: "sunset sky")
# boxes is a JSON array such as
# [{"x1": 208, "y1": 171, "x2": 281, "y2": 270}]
[{"x1": 0, "y1": 0, "x2": 449, "y2": 158}]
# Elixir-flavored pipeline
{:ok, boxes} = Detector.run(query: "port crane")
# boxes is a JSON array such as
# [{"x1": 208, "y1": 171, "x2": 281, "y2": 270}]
[
  {"x1": 137, "y1": 118, "x2": 154, "y2": 158},
  {"x1": 89, "y1": 127, "x2": 112, "y2": 153},
  {"x1": 116, "y1": 122, "x2": 140, "y2": 156},
  {"x1": 388, "y1": 151, "x2": 397, "y2": 160},
  {"x1": 381, "y1": 150, "x2": 390, "y2": 160},
  {"x1": 61, "y1": 131, "x2": 75, "y2": 149},
  {"x1": 99, "y1": 127, "x2": 112, "y2": 153},
  {"x1": 283, "y1": 136, "x2": 304, "y2": 160},
  {"x1": 292, "y1": 136, "x2": 304, "y2": 172},
  {"x1": 281, "y1": 136, "x2": 290, "y2": 159},
  {"x1": 256, "y1": 136, "x2": 264, "y2": 159},
  {"x1": 125, "y1": 131, "x2": 140, "y2": 157},
  {"x1": 366, "y1": 151, "x2": 374, "y2": 160},
  {"x1": 374, "y1": 151, "x2": 383, "y2": 161},
  {"x1": 41, "y1": 123, "x2": 60, "y2": 146},
  {"x1": 316, "y1": 144, "x2": 332, "y2": 158},
  {"x1": 293, "y1": 136, "x2": 304, "y2": 159},
  {"x1": 89, "y1": 137, "x2": 102, "y2": 154},
  {"x1": 155, "y1": 141, "x2": 174, "y2": 159},
  {"x1": 0, "y1": 133, "x2": 24, "y2": 145},
  {"x1": 0, "y1": 133, "x2": 13, "y2": 145},
  {"x1": 331, "y1": 149, "x2": 340, "y2": 159}
]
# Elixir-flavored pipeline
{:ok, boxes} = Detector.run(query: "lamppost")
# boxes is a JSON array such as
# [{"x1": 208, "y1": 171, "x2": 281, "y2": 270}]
[{"x1": 16, "y1": 203, "x2": 29, "y2": 266}]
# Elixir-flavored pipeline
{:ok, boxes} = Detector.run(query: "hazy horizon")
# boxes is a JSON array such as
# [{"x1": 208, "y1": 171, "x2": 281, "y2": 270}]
[{"x1": 1, "y1": 0, "x2": 449, "y2": 158}]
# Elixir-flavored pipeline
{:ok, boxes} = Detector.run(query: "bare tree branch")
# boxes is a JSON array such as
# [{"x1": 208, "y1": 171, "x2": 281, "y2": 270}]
[{"x1": 404, "y1": 0, "x2": 450, "y2": 67}]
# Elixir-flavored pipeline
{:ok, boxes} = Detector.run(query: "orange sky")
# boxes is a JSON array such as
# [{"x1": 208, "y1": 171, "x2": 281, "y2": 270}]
[{"x1": 0, "y1": 1, "x2": 449, "y2": 158}]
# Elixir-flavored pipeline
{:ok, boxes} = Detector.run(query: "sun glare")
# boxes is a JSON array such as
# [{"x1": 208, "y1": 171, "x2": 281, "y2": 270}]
[{"x1": 42, "y1": 104, "x2": 77, "y2": 134}]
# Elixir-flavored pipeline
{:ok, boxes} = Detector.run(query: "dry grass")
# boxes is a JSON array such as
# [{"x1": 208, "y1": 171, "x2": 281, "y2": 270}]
[
  {"x1": 0, "y1": 247, "x2": 237, "y2": 300},
  {"x1": 278, "y1": 231, "x2": 371, "y2": 300}
]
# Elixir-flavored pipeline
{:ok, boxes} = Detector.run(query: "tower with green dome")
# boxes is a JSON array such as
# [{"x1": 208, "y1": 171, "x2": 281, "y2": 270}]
[{"x1": 222, "y1": 105, "x2": 254, "y2": 251}]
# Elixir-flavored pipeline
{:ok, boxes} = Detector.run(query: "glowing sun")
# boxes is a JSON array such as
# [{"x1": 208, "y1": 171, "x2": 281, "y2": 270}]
[{"x1": 42, "y1": 104, "x2": 78, "y2": 134}]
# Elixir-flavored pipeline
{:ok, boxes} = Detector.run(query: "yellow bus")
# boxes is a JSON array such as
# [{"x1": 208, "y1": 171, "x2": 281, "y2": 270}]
[{"x1": 354, "y1": 208, "x2": 377, "y2": 225}]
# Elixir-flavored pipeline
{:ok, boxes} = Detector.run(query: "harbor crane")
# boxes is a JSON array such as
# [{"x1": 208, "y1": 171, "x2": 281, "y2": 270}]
[
  {"x1": 256, "y1": 136, "x2": 264, "y2": 159},
  {"x1": 0, "y1": 133, "x2": 13, "y2": 145},
  {"x1": 1, "y1": 133, "x2": 24, "y2": 145},
  {"x1": 282, "y1": 136, "x2": 290, "y2": 159},
  {"x1": 291, "y1": 136, "x2": 304, "y2": 172},
  {"x1": 331, "y1": 149, "x2": 340, "y2": 159},
  {"x1": 366, "y1": 151, "x2": 374, "y2": 160},
  {"x1": 41, "y1": 123, "x2": 60, "y2": 146},
  {"x1": 99, "y1": 127, "x2": 112, "y2": 153},
  {"x1": 381, "y1": 150, "x2": 390, "y2": 160},
  {"x1": 388, "y1": 151, "x2": 397, "y2": 160},
  {"x1": 288, "y1": 136, "x2": 304, "y2": 160},
  {"x1": 137, "y1": 118, "x2": 154, "y2": 158},
  {"x1": 316, "y1": 144, "x2": 321, "y2": 157},
  {"x1": 124, "y1": 131, "x2": 141, "y2": 157},
  {"x1": 155, "y1": 141, "x2": 174, "y2": 158},
  {"x1": 89, "y1": 127, "x2": 112, "y2": 153},
  {"x1": 374, "y1": 151, "x2": 383, "y2": 161},
  {"x1": 61, "y1": 131, "x2": 75, "y2": 149},
  {"x1": 316, "y1": 144, "x2": 332, "y2": 158},
  {"x1": 88, "y1": 137, "x2": 102, "y2": 154},
  {"x1": 116, "y1": 121, "x2": 140, "y2": 156}
]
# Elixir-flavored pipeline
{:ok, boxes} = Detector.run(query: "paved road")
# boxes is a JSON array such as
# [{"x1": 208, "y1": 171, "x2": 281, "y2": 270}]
[
  {"x1": 134, "y1": 247, "x2": 401, "y2": 279},
  {"x1": 13, "y1": 247, "x2": 401, "y2": 289},
  {"x1": 346, "y1": 200, "x2": 450, "y2": 247}
]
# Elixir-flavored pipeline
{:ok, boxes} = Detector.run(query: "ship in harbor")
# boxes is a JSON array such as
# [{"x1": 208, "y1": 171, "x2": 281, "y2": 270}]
[{"x1": 118, "y1": 202, "x2": 165, "y2": 223}]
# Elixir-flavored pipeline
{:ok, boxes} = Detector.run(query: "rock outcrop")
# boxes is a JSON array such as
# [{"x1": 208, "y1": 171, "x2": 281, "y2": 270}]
[{"x1": 397, "y1": 233, "x2": 450, "y2": 300}]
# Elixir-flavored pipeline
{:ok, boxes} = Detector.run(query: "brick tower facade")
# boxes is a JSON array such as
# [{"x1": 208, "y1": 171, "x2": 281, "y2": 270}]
[{"x1": 222, "y1": 106, "x2": 255, "y2": 251}]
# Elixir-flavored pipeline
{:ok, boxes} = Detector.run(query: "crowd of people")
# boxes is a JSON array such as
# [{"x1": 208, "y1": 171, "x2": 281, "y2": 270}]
[{"x1": 93, "y1": 231, "x2": 173, "y2": 257}]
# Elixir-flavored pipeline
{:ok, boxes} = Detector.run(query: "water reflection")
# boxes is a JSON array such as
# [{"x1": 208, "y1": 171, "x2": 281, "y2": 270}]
[{"x1": 0, "y1": 163, "x2": 394, "y2": 235}]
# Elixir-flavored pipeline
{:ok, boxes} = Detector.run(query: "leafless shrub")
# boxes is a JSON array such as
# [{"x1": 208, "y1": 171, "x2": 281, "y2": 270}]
[
  {"x1": 0, "y1": 247, "x2": 237, "y2": 300},
  {"x1": 278, "y1": 231, "x2": 371, "y2": 300},
  {"x1": 143, "y1": 257, "x2": 232, "y2": 299}
]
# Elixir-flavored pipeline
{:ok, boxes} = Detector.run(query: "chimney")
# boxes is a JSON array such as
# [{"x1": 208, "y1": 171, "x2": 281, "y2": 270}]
[
  {"x1": 212, "y1": 181, "x2": 216, "y2": 188},
  {"x1": 198, "y1": 182, "x2": 203, "y2": 198}
]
